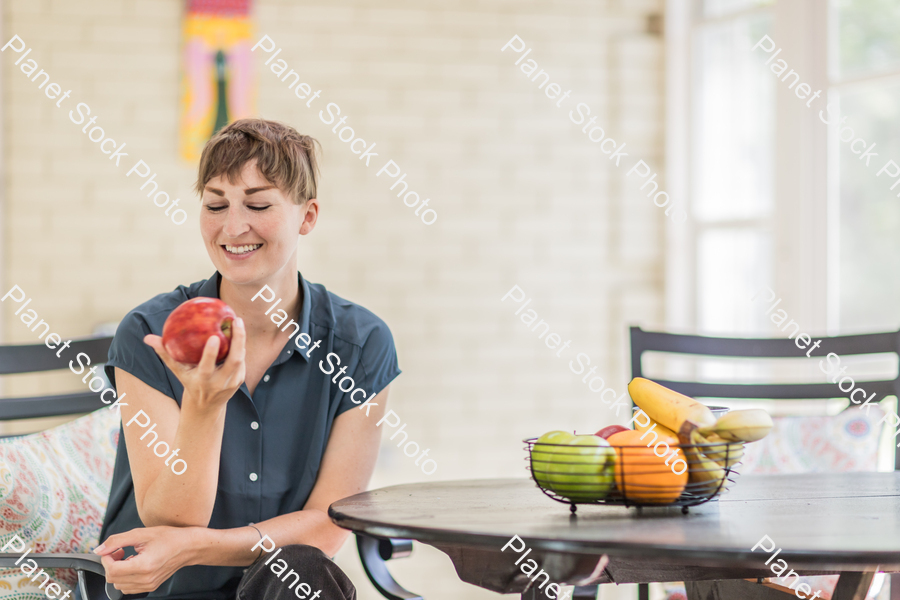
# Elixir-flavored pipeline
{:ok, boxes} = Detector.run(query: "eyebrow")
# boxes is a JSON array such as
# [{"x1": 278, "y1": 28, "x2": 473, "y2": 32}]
[
  {"x1": 244, "y1": 186, "x2": 276, "y2": 195},
  {"x1": 203, "y1": 185, "x2": 276, "y2": 197}
]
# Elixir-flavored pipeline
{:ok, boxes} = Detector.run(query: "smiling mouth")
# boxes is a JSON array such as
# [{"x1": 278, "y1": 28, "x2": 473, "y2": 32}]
[{"x1": 223, "y1": 244, "x2": 262, "y2": 255}]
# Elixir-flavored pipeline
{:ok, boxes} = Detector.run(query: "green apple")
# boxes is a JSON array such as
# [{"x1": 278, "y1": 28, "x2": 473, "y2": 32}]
[
  {"x1": 531, "y1": 430, "x2": 574, "y2": 492},
  {"x1": 532, "y1": 432, "x2": 615, "y2": 501}
]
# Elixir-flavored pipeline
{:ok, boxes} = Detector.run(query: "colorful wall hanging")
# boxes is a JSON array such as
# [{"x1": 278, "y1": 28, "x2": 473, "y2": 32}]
[{"x1": 180, "y1": 0, "x2": 255, "y2": 163}]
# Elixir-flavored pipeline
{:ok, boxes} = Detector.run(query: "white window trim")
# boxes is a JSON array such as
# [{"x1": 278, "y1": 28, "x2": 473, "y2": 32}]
[
  {"x1": 666, "y1": 0, "x2": 832, "y2": 336},
  {"x1": 665, "y1": 0, "x2": 693, "y2": 333}
]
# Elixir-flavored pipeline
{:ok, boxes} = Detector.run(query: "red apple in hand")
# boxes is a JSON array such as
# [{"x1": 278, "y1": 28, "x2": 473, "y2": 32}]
[
  {"x1": 162, "y1": 298, "x2": 237, "y2": 365},
  {"x1": 595, "y1": 425, "x2": 629, "y2": 439}
]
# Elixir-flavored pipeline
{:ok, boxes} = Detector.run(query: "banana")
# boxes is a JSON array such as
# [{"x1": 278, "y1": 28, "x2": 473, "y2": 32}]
[
  {"x1": 634, "y1": 415, "x2": 680, "y2": 441},
  {"x1": 696, "y1": 431, "x2": 744, "y2": 468},
  {"x1": 629, "y1": 377, "x2": 716, "y2": 433},
  {"x1": 678, "y1": 424, "x2": 727, "y2": 496},
  {"x1": 698, "y1": 408, "x2": 773, "y2": 443}
]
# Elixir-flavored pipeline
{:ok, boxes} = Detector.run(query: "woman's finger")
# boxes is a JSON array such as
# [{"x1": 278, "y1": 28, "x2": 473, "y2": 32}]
[
  {"x1": 224, "y1": 317, "x2": 246, "y2": 368},
  {"x1": 218, "y1": 318, "x2": 246, "y2": 391},
  {"x1": 196, "y1": 335, "x2": 221, "y2": 377},
  {"x1": 101, "y1": 553, "x2": 126, "y2": 577},
  {"x1": 96, "y1": 529, "x2": 147, "y2": 556},
  {"x1": 104, "y1": 549, "x2": 151, "y2": 577}
]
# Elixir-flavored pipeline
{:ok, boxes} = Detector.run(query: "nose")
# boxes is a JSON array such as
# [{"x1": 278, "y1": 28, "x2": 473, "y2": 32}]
[{"x1": 222, "y1": 205, "x2": 250, "y2": 238}]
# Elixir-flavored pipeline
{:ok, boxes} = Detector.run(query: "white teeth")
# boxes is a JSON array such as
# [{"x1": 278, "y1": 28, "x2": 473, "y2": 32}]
[{"x1": 225, "y1": 244, "x2": 261, "y2": 255}]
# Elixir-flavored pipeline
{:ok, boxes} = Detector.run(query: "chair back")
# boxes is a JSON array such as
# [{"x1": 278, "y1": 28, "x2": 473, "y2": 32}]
[
  {"x1": 0, "y1": 336, "x2": 114, "y2": 421},
  {"x1": 628, "y1": 326, "x2": 900, "y2": 469},
  {"x1": 0, "y1": 335, "x2": 120, "y2": 600}
]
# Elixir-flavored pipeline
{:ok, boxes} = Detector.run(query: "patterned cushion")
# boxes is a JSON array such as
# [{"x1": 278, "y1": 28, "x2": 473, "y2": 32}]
[
  {"x1": 0, "y1": 409, "x2": 119, "y2": 598},
  {"x1": 740, "y1": 406, "x2": 885, "y2": 474}
]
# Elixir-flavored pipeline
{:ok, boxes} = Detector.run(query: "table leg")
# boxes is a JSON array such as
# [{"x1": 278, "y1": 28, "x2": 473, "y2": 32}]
[{"x1": 832, "y1": 571, "x2": 875, "y2": 600}]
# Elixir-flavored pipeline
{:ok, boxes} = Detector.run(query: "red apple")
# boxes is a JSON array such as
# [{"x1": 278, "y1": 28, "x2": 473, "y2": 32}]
[
  {"x1": 595, "y1": 425, "x2": 629, "y2": 439},
  {"x1": 162, "y1": 298, "x2": 237, "y2": 365}
]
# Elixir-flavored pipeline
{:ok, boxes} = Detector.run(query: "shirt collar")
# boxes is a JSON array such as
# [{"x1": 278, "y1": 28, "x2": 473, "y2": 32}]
[
  {"x1": 197, "y1": 271, "x2": 313, "y2": 363},
  {"x1": 197, "y1": 273, "x2": 220, "y2": 299}
]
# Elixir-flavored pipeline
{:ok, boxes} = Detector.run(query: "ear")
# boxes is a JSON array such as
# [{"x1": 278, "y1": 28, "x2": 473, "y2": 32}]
[{"x1": 299, "y1": 198, "x2": 319, "y2": 236}]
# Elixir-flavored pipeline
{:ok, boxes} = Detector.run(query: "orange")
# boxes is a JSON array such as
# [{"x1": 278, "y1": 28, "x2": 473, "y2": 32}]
[{"x1": 607, "y1": 429, "x2": 688, "y2": 504}]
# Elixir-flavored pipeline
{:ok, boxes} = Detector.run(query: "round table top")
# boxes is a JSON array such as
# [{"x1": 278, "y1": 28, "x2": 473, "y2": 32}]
[{"x1": 329, "y1": 472, "x2": 900, "y2": 571}]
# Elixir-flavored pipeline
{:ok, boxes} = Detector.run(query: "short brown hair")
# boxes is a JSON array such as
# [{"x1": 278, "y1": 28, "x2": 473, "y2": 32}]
[{"x1": 196, "y1": 118, "x2": 321, "y2": 204}]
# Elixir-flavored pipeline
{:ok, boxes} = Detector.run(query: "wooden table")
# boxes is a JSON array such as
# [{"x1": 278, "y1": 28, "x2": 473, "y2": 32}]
[{"x1": 329, "y1": 473, "x2": 900, "y2": 600}]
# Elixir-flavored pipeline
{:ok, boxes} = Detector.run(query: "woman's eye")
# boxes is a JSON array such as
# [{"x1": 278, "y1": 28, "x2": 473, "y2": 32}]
[
  {"x1": 205, "y1": 205, "x2": 226, "y2": 212},
  {"x1": 248, "y1": 205, "x2": 271, "y2": 212}
]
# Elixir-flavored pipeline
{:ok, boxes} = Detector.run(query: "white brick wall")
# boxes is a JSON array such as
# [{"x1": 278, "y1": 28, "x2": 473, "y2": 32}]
[{"x1": 2, "y1": 1, "x2": 664, "y2": 598}]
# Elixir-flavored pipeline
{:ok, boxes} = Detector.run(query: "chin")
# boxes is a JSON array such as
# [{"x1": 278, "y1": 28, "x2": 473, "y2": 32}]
[{"x1": 215, "y1": 262, "x2": 263, "y2": 282}]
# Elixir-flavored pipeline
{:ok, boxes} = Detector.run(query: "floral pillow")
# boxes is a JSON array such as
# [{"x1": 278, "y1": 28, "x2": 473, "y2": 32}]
[
  {"x1": 0, "y1": 408, "x2": 119, "y2": 598},
  {"x1": 740, "y1": 405, "x2": 885, "y2": 474}
]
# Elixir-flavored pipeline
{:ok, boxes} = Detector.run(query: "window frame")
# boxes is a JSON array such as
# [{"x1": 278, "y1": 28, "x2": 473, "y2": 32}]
[{"x1": 666, "y1": 0, "x2": 832, "y2": 336}]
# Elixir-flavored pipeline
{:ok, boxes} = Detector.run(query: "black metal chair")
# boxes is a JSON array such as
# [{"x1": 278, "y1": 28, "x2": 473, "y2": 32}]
[
  {"x1": 628, "y1": 325, "x2": 900, "y2": 600},
  {"x1": 356, "y1": 536, "x2": 421, "y2": 600},
  {"x1": 0, "y1": 336, "x2": 120, "y2": 600},
  {"x1": 0, "y1": 336, "x2": 420, "y2": 600}
]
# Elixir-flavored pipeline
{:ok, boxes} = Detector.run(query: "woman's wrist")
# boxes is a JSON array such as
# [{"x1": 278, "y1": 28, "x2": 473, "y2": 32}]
[
  {"x1": 179, "y1": 391, "x2": 228, "y2": 422},
  {"x1": 182, "y1": 525, "x2": 265, "y2": 568}
]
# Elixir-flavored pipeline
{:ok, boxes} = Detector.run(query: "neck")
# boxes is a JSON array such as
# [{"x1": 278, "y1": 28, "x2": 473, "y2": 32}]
[{"x1": 219, "y1": 270, "x2": 301, "y2": 340}]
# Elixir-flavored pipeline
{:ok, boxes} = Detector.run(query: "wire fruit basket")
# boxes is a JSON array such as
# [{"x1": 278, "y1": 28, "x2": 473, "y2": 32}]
[{"x1": 524, "y1": 436, "x2": 743, "y2": 514}]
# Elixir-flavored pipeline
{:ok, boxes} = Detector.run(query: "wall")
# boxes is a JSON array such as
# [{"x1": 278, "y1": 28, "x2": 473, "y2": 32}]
[{"x1": 2, "y1": 0, "x2": 665, "y2": 597}]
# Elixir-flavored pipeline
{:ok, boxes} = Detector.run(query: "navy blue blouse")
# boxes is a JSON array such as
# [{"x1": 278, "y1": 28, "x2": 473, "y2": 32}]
[{"x1": 99, "y1": 272, "x2": 401, "y2": 599}]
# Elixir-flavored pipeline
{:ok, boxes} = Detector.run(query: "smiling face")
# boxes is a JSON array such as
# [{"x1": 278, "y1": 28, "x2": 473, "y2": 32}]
[{"x1": 200, "y1": 159, "x2": 318, "y2": 289}]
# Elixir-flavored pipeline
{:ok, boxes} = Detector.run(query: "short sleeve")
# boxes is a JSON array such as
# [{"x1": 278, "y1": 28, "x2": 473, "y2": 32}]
[
  {"x1": 336, "y1": 320, "x2": 401, "y2": 417},
  {"x1": 104, "y1": 310, "x2": 176, "y2": 401}
]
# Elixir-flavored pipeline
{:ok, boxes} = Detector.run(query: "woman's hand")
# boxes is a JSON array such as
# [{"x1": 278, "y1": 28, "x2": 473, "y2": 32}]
[
  {"x1": 95, "y1": 527, "x2": 199, "y2": 595},
  {"x1": 144, "y1": 317, "x2": 246, "y2": 414}
]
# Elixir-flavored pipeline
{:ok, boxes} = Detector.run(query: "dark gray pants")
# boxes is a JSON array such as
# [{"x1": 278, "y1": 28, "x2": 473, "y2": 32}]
[
  {"x1": 77, "y1": 545, "x2": 356, "y2": 600},
  {"x1": 236, "y1": 545, "x2": 357, "y2": 600}
]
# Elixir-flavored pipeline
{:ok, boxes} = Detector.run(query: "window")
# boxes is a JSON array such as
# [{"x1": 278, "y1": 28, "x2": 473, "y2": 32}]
[
  {"x1": 673, "y1": 0, "x2": 900, "y2": 339},
  {"x1": 669, "y1": 1, "x2": 832, "y2": 340},
  {"x1": 691, "y1": 3, "x2": 775, "y2": 336},
  {"x1": 832, "y1": 0, "x2": 900, "y2": 331}
]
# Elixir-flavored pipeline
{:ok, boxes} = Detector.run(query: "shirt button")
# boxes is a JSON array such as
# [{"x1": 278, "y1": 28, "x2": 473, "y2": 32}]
[
  {"x1": 263, "y1": 374, "x2": 270, "y2": 382},
  {"x1": 249, "y1": 473, "x2": 258, "y2": 482},
  {"x1": 251, "y1": 421, "x2": 259, "y2": 430},
  {"x1": 286, "y1": 350, "x2": 291, "y2": 354}
]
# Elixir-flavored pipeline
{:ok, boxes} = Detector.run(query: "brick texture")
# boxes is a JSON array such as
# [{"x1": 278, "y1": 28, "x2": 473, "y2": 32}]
[{"x1": 1, "y1": 1, "x2": 664, "y2": 598}]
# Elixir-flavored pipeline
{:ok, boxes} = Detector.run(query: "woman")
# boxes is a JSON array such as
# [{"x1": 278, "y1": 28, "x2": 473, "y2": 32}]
[{"x1": 92, "y1": 119, "x2": 399, "y2": 599}]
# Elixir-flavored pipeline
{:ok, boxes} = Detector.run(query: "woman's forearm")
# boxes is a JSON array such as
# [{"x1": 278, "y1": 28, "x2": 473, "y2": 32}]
[
  {"x1": 187, "y1": 510, "x2": 349, "y2": 568},
  {"x1": 138, "y1": 399, "x2": 228, "y2": 527},
  {"x1": 255, "y1": 509, "x2": 351, "y2": 559}
]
